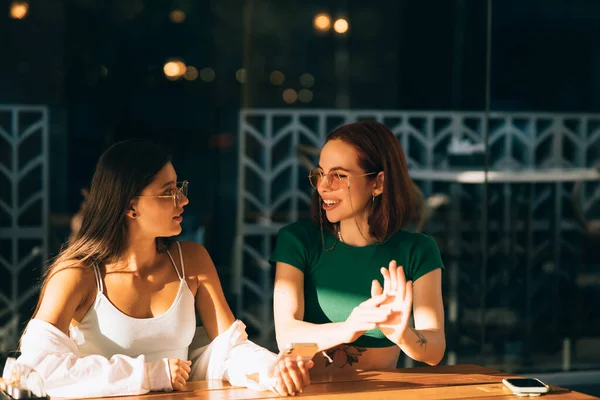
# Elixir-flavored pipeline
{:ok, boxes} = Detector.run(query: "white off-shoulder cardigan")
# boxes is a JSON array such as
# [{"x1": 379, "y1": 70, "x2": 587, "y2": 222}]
[{"x1": 7, "y1": 319, "x2": 277, "y2": 398}]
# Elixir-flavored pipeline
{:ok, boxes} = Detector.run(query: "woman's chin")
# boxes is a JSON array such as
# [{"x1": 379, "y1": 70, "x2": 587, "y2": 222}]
[
  {"x1": 165, "y1": 227, "x2": 183, "y2": 237},
  {"x1": 325, "y1": 210, "x2": 345, "y2": 223}
]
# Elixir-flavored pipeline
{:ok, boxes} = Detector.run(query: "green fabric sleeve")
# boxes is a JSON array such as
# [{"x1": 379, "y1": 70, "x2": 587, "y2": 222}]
[
  {"x1": 408, "y1": 235, "x2": 444, "y2": 282},
  {"x1": 269, "y1": 225, "x2": 309, "y2": 273}
]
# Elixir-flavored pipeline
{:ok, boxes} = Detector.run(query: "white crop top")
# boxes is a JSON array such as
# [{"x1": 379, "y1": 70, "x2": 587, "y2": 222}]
[{"x1": 73, "y1": 242, "x2": 196, "y2": 361}]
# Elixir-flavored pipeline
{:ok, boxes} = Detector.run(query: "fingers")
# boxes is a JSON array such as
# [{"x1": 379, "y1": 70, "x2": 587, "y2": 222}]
[
  {"x1": 273, "y1": 366, "x2": 287, "y2": 396},
  {"x1": 381, "y1": 266, "x2": 391, "y2": 294},
  {"x1": 382, "y1": 261, "x2": 405, "y2": 295},
  {"x1": 346, "y1": 304, "x2": 394, "y2": 342},
  {"x1": 180, "y1": 369, "x2": 190, "y2": 381},
  {"x1": 183, "y1": 360, "x2": 192, "y2": 373},
  {"x1": 286, "y1": 359, "x2": 305, "y2": 393},
  {"x1": 169, "y1": 359, "x2": 192, "y2": 391},
  {"x1": 389, "y1": 280, "x2": 413, "y2": 314},
  {"x1": 298, "y1": 359, "x2": 312, "y2": 386},
  {"x1": 177, "y1": 375, "x2": 187, "y2": 389},
  {"x1": 279, "y1": 360, "x2": 297, "y2": 395},
  {"x1": 388, "y1": 261, "x2": 398, "y2": 292},
  {"x1": 353, "y1": 306, "x2": 393, "y2": 327},
  {"x1": 371, "y1": 279, "x2": 383, "y2": 298},
  {"x1": 396, "y1": 264, "x2": 406, "y2": 284},
  {"x1": 297, "y1": 360, "x2": 310, "y2": 388},
  {"x1": 361, "y1": 293, "x2": 391, "y2": 308},
  {"x1": 173, "y1": 375, "x2": 187, "y2": 391},
  {"x1": 396, "y1": 264, "x2": 407, "y2": 298}
]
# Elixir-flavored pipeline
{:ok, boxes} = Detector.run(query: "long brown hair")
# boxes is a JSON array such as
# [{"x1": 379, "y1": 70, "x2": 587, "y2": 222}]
[
  {"x1": 311, "y1": 120, "x2": 417, "y2": 242},
  {"x1": 33, "y1": 139, "x2": 172, "y2": 317}
]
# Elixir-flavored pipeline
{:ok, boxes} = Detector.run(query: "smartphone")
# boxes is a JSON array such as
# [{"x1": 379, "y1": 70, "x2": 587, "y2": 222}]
[
  {"x1": 275, "y1": 343, "x2": 319, "y2": 363},
  {"x1": 502, "y1": 378, "x2": 550, "y2": 394},
  {"x1": 269, "y1": 343, "x2": 319, "y2": 375}
]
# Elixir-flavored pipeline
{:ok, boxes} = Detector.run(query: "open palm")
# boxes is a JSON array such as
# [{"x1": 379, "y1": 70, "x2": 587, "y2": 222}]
[{"x1": 371, "y1": 260, "x2": 413, "y2": 344}]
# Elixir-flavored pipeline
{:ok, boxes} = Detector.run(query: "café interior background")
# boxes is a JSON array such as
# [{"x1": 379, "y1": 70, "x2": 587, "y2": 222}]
[{"x1": 1, "y1": 0, "x2": 599, "y2": 378}]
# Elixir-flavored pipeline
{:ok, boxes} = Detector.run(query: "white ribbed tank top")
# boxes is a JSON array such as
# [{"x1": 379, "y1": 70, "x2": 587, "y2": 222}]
[{"x1": 73, "y1": 242, "x2": 196, "y2": 361}]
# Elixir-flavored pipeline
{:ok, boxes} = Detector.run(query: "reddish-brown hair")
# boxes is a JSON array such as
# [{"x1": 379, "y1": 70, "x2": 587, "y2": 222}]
[{"x1": 311, "y1": 120, "x2": 416, "y2": 241}]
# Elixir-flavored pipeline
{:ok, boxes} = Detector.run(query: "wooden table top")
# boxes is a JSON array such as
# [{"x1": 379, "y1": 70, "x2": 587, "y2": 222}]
[{"x1": 95, "y1": 364, "x2": 596, "y2": 399}]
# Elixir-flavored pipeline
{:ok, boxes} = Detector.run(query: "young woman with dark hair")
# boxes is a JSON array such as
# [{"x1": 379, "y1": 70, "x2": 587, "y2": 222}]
[{"x1": 14, "y1": 140, "x2": 312, "y2": 397}]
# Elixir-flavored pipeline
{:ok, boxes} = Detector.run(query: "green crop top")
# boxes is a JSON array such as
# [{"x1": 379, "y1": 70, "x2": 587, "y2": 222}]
[{"x1": 270, "y1": 219, "x2": 444, "y2": 348}]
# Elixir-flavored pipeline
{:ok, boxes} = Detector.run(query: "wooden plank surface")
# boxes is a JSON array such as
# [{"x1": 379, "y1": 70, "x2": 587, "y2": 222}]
[{"x1": 85, "y1": 364, "x2": 593, "y2": 400}]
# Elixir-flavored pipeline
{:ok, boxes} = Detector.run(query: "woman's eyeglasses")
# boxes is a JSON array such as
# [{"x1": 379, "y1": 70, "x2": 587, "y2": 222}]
[
  {"x1": 136, "y1": 180, "x2": 189, "y2": 207},
  {"x1": 308, "y1": 170, "x2": 377, "y2": 191}
]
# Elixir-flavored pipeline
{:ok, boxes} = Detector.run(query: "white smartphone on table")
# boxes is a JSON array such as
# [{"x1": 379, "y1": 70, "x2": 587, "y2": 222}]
[
  {"x1": 269, "y1": 343, "x2": 319, "y2": 375},
  {"x1": 502, "y1": 378, "x2": 550, "y2": 395}
]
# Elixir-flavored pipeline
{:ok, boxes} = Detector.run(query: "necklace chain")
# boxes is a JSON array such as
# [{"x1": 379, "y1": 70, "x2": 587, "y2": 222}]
[{"x1": 337, "y1": 226, "x2": 344, "y2": 243}]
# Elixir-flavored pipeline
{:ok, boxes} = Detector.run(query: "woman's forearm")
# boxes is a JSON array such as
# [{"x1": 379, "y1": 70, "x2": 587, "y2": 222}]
[
  {"x1": 276, "y1": 319, "x2": 348, "y2": 352},
  {"x1": 396, "y1": 328, "x2": 445, "y2": 366}
]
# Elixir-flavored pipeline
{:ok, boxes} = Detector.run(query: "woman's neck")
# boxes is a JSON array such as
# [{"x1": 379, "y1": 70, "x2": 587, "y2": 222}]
[
  {"x1": 338, "y1": 217, "x2": 376, "y2": 247},
  {"x1": 108, "y1": 236, "x2": 159, "y2": 273}
]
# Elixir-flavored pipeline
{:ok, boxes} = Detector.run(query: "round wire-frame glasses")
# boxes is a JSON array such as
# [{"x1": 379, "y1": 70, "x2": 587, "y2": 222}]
[
  {"x1": 136, "y1": 180, "x2": 189, "y2": 207},
  {"x1": 308, "y1": 170, "x2": 377, "y2": 190}
]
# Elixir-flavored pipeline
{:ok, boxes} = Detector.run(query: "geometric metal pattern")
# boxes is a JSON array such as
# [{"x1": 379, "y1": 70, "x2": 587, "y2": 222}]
[
  {"x1": 233, "y1": 109, "x2": 600, "y2": 365},
  {"x1": 234, "y1": 110, "x2": 600, "y2": 367},
  {"x1": 0, "y1": 105, "x2": 49, "y2": 352}
]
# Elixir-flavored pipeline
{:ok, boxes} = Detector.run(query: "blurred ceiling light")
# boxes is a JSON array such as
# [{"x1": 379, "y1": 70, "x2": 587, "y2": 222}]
[
  {"x1": 313, "y1": 13, "x2": 331, "y2": 32},
  {"x1": 300, "y1": 73, "x2": 315, "y2": 88},
  {"x1": 10, "y1": 2, "x2": 29, "y2": 19},
  {"x1": 236, "y1": 68, "x2": 247, "y2": 83},
  {"x1": 184, "y1": 66, "x2": 198, "y2": 81},
  {"x1": 163, "y1": 59, "x2": 187, "y2": 80},
  {"x1": 298, "y1": 89, "x2": 313, "y2": 104},
  {"x1": 270, "y1": 71, "x2": 285, "y2": 86},
  {"x1": 283, "y1": 89, "x2": 297, "y2": 104},
  {"x1": 169, "y1": 9, "x2": 186, "y2": 23},
  {"x1": 333, "y1": 18, "x2": 349, "y2": 34},
  {"x1": 199, "y1": 67, "x2": 216, "y2": 82}
]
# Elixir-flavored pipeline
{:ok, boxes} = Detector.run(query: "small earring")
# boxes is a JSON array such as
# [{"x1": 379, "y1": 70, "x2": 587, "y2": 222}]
[
  {"x1": 372, "y1": 195, "x2": 375, "y2": 203},
  {"x1": 132, "y1": 212, "x2": 137, "y2": 217}
]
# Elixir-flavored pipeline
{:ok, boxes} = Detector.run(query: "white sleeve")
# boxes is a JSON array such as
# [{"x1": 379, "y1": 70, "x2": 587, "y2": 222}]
[
  {"x1": 15, "y1": 319, "x2": 172, "y2": 398},
  {"x1": 189, "y1": 320, "x2": 277, "y2": 391},
  {"x1": 223, "y1": 338, "x2": 278, "y2": 391}
]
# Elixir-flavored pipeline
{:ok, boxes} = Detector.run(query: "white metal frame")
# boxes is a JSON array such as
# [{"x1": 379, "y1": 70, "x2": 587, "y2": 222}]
[{"x1": 0, "y1": 105, "x2": 49, "y2": 350}]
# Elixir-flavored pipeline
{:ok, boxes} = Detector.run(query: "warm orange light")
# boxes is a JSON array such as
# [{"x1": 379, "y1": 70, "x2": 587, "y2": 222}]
[
  {"x1": 163, "y1": 60, "x2": 186, "y2": 80},
  {"x1": 333, "y1": 18, "x2": 349, "y2": 34},
  {"x1": 10, "y1": 2, "x2": 29, "y2": 19},
  {"x1": 283, "y1": 89, "x2": 297, "y2": 104},
  {"x1": 313, "y1": 13, "x2": 331, "y2": 32},
  {"x1": 169, "y1": 10, "x2": 185, "y2": 23}
]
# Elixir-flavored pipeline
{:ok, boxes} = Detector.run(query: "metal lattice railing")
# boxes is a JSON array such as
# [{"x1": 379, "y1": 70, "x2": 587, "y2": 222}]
[
  {"x1": 233, "y1": 109, "x2": 600, "y2": 363},
  {"x1": 0, "y1": 105, "x2": 49, "y2": 351}
]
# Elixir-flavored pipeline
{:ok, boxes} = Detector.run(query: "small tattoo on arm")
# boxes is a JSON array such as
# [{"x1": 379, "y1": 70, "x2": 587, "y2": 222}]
[{"x1": 414, "y1": 330, "x2": 427, "y2": 350}]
